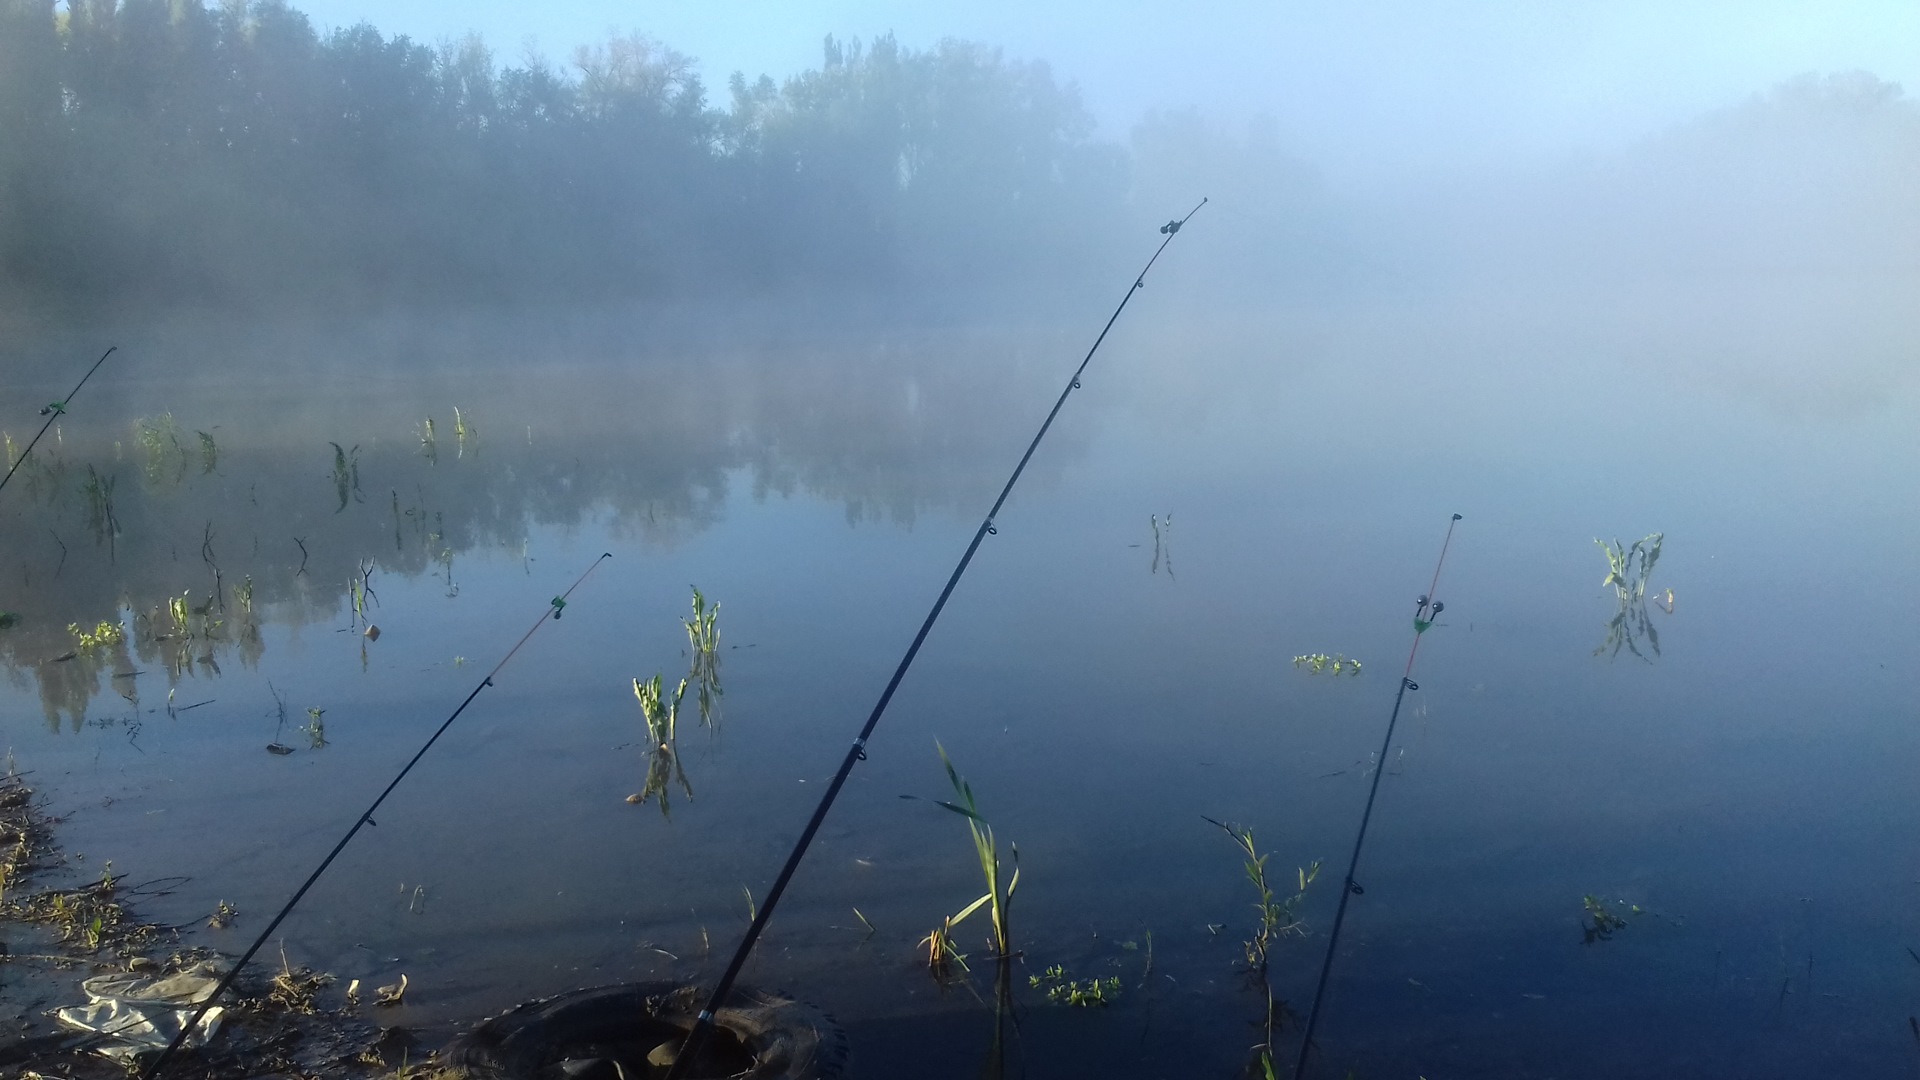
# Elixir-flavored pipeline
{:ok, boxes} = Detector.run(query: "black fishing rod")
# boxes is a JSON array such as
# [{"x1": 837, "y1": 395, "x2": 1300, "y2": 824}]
[
  {"x1": 0, "y1": 346, "x2": 117, "y2": 499},
  {"x1": 1291, "y1": 513, "x2": 1463, "y2": 1079},
  {"x1": 140, "y1": 552, "x2": 613, "y2": 1079},
  {"x1": 663, "y1": 200, "x2": 1208, "y2": 1079}
]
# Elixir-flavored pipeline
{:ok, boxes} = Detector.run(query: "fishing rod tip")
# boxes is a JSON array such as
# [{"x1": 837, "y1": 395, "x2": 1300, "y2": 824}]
[{"x1": 1452, "y1": 513, "x2": 1463, "y2": 521}]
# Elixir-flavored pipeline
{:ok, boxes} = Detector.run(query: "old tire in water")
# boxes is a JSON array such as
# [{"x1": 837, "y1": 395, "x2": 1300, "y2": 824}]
[{"x1": 439, "y1": 982, "x2": 845, "y2": 1080}]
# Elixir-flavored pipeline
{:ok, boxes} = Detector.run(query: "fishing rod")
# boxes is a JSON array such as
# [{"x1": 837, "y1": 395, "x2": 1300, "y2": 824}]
[
  {"x1": 663, "y1": 199, "x2": 1208, "y2": 1079},
  {"x1": 1290, "y1": 513, "x2": 1463, "y2": 1080},
  {"x1": 140, "y1": 552, "x2": 613, "y2": 1079},
  {"x1": 0, "y1": 346, "x2": 117, "y2": 499}
]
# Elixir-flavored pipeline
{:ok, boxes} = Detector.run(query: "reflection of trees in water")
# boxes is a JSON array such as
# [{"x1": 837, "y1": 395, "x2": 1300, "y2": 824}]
[{"x1": 0, "y1": 331, "x2": 1075, "y2": 717}]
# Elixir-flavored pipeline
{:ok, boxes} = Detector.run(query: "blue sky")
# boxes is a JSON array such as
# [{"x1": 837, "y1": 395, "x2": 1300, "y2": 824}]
[{"x1": 288, "y1": 1, "x2": 1920, "y2": 177}]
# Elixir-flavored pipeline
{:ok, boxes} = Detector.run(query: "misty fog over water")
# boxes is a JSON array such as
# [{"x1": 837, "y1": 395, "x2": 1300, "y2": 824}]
[{"x1": 2, "y1": 3, "x2": 1917, "y2": 1078}]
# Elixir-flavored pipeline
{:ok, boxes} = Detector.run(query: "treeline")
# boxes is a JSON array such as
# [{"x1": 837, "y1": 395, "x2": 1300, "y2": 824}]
[{"x1": 0, "y1": 0, "x2": 1153, "y2": 319}]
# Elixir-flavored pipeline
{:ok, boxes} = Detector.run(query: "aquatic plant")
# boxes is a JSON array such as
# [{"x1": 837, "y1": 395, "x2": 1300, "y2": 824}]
[
  {"x1": 0, "y1": 612, "x2": 18, "y2": 630},
  {"x1": 629, "y1": 743, "x2": 694, "y2": 817},
  {"x1": 1292, "y1": 653, "x2": 1363, "y2": 677},
  {"x1": 419, "y1": 416, "x2": 438, "y2": 463},
  {"x1": 1029, "y1": 964, "x2": 1121, "y2": 1007},
  {"x1": 932, "y1": 743, "x2": 1020, "y2": 962},
  {"x1": 684, "y1": 585, "x2": 721, "y2": 659},
  {"x1": 196, "y1": 430, "x2": 218, "y2": 474},
  {"x1": 1208, "y1": 818, "x2": 1318, "y2": 971},
  {"x1": 454, "y1": 406, "x2": 475, "y2": 458},
  {"x1": 1581, "y1": 894, "x2": 1641, "y2": 944},
  {"x1": 634, "y1": 673, "x2": 688, "y2": 747},
  {"x1": 1150, "y1": 512, "x2": 1174, "y2": 578},
  {"x1": 1207, "y1": 817, "x2": 1320, "y2": 1080},
  {"x1": 68, "y1": 620, "x2": 124, "y2": 651},
  {"x1": 303, "y1": 708, "x2": 328, "y2": 749},
  {"x1": 684, "y1": 586, "x2": 723, "y2": 725},
  {"x1": 920, "y1": 914, "x2": 969, "y2": 976},
  {"x1": 1597, "y1": 533, "x2": 1663, "y2": 602},
  {"x1": 135, "y1": 413, "x2": 186, "y2": 483},
  {"x1": 1594, "y1": 532, "x2": 1668, "y2": 662},
  {"x1": 330, "y1": 441, "x2": 362, "y2": 511},
  {"x1": 80, "y1": 465, "x2": 119, "y2": 545}
]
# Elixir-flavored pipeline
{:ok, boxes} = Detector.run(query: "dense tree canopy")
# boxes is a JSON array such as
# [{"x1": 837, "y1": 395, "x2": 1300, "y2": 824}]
[{"x1": 0, "y1": 1, "x2": 1139, "y2": 320}]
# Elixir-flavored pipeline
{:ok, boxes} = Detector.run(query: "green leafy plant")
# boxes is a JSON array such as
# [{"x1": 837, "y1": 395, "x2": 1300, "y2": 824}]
[
  {"x1": 68, "y1": 620, "x2": 124, "y2": 651},
  {"x1": 920, "y1": 914, "x2": 969, "y2": 976},
  {"x1": 1207, "y1": 818, "x2": 1318, "y2": 970},
  {"x1": 1207, "y1": 817, "x2": 1320, "y2": 1079},
  {"x1": 684, "y1": 586, "x2": 723, "y2": 725},
  {"x1": 303, "y1": 708, "x2": 328, "y2": 749},
  {"x1": 1292, "y1": 653, "x2": 1362, "y2": 677},
  {"x1": 931, "y1": 743, "x2": 1020, "y2": 963},
  {"x1": 1581, "y1": 894, "x2": 1642, "y2": 944},
  {"x1": 1029, "y1": 965, "x2": 1121, "y2": 1007},
  {"x1": 1597, "y1": 533, "x2": 1663, "y2": 602},
  {"x1": 633, "y1": 673, "x2": 688, "y2": 747}
]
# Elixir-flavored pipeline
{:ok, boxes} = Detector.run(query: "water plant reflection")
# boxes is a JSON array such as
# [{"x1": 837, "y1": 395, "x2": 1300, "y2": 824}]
[{"x1": 1594, "y1": 532, "x2": 1668, "y2": 661}]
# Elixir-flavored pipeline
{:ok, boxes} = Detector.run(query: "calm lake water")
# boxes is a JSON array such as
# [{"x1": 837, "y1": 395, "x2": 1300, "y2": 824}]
[{"x1": 2, "y1": 277, "x2": 1916, "y2": 1078}]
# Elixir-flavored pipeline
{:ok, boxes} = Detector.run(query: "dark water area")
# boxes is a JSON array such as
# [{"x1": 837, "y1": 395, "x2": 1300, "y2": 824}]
[{"x1": 1, "y1": 281, "x2": 1916, "y2": 1078}]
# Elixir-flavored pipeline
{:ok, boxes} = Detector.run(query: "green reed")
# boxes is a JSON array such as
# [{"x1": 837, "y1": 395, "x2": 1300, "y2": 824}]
[
  {"x1": 633, "y1": 673, "x2": 688, "y2": 747},
  {"x1": 931, "y1": 742, "x2": 1019, "y2": 964}
]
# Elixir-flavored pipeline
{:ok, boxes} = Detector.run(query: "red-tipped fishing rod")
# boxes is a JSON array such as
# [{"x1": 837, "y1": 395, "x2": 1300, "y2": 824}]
[
  {"x1": 140, "y1": 552, "x2": 613, "y2": 1079},
  {"x1": 0, "y1": 346, "x2": 116, "y2": 499},
  {"x1": 663, "y1": 200, "x2": 1208, "y2": 1079},
  {"x1": 1290, "y1": 513, "x2": 1463, "y2": 1079}
]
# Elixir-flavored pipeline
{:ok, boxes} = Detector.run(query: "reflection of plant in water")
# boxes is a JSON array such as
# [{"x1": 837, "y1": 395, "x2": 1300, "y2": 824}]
[
  {"x1": 927, "y1": 743, "x2": 1020, "y2": 967},
  {"x1": 428, "y1": 512, "x2": 457, "y2": 596},
  {"x1": 0, "y1": 612, "x2": 19, "y2": 630},
  {"x1": 1029, "y1": 964, "x2": 1121, "y2": 1006},
  {"x1": 454, "y1": 406, "x2": 475, "y2": 458},
  {"x1": 419, "y1": 416, "x2": 437, "y2": 463},
  {"x1": 347, "y1": 559, "x2": 379, "y2": 630},
  {"x1": 1581, "y1": 894, "x2": 1641, "y2": 944},
  {"x1": 1150, "y1": 512, "x2": 1174, "y2": 579},
  {"x1": 629, "y1": 742, "x2": 693, "y2": 819},
  {"x1": 135, "y1": 413, "x2": 187, "y2": 483},
  {"x1": 196, "y1": 430, "x2": 218, "y2": 474},
  {"x1": 329, "y1": 441, "x2": 362, "y2": 511},
  {"x1": 632, "y1": 656, "x2": 694, "y2": 815},
  {"x1": 80, "y1": 465, "x2": 119, "y2": 549},
  {"x1": 1206, "y1": 816, "x2": 1320, "y2": 1080},
  {"x1": 1595, "y1": 532, "x2": 1668, "y2": 661},
  {"x1": 1292, "y1": 653, "x2": 1362, "y2": 677}
]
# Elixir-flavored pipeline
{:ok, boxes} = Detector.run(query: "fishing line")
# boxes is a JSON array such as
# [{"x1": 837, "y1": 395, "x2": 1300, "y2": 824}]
[
  {"x1": 0, "y1": 346, "x2": 117, "y2": 499},
  {"x1": 140, "y1": 551, "x2": 612, "y2": 1078},
  {"x1": 664, "y1": 199, "x2": 1207, "y2": 1079},
  {"x1": 1291, "y1": 513, "x2": 1462, "y2": 1080}
]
